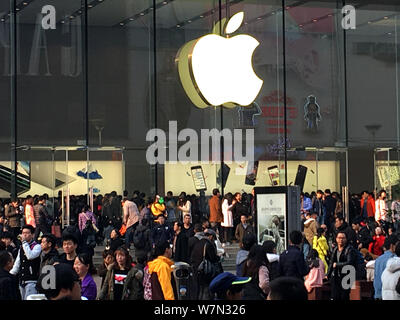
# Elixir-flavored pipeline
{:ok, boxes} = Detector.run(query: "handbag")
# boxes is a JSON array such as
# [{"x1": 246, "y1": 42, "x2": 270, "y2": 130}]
[
  {"x1": 197, "y1": 243, "x2": 218, "y2": 282},
  {"x1": 51, "y1": 222, "x2": 61, "y2": 238},
  {"x1": 119, "y1": 224, "x2": 127, "y2": 236}
]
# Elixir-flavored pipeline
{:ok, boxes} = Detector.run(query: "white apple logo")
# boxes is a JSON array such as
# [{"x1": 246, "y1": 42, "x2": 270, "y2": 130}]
[{"x1": 176, "y1": 12, "x2": 263, "y2": 109}]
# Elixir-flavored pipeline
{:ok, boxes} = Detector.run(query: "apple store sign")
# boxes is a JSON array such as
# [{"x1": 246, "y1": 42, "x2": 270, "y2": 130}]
[{"x1": 176, "y1": 12, "x2": 263, "y2": 109}]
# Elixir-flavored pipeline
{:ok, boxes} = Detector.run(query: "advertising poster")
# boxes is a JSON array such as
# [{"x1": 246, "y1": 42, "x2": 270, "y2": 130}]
[{"x1": 256, "y1": 193, "x2": 286, "y2": 254}]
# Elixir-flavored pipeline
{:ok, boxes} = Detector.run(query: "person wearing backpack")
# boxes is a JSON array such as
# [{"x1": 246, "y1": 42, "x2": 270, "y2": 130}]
[
  {"x1": 78, "y1": 205, "x2": 98, "y2": 256},
  {"x1": 133, "y1": 218, "x2": 151, "y2": 260}
]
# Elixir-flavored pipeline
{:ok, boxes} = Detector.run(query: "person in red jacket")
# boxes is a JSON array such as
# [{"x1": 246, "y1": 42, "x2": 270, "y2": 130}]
[
  {"x1": 360, "y1": 191, "x2": 375, "y2": 220},
  {"x1": 368, "y1": 226, "x2": 386, "y2": 256}
]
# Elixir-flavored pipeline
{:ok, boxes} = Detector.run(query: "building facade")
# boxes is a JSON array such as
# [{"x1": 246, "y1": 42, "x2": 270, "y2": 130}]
[{"x1": 1, "y1": 0, "x2": 400, "y2": 203}]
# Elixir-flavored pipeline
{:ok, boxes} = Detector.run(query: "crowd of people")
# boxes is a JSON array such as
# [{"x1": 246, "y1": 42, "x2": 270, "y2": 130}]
[{"x1": 0, "y1": 187, "x2": 399, "y2": 301}]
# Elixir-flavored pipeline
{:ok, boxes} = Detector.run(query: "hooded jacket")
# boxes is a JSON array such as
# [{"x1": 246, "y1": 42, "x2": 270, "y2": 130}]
[
  {"x1": 304, "y1": 218, "x2": 318, "y2": 246},
  {"x1": 147, "y1": 255, "x2": 175, "y2": 300},
  {"x1": 381, "y1": 256, "x2": 400, "y2": 300},
  {"x1": 312, "y1": 235, "x2": 329, "y2": 273}
]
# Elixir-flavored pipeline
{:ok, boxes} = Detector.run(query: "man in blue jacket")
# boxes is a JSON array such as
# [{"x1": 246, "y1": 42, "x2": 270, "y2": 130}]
[
  {"x1": 278, "y1": 230, "x2": 309, "y2": 280},
  {"x1": 373, "y1": 235, "x2": 399, "y2": 300}
]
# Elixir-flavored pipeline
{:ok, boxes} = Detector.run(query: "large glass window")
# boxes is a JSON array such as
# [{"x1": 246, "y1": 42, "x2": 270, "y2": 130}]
[{"x1": 4, "y1": 0, "x2": 400, "y2": 211}]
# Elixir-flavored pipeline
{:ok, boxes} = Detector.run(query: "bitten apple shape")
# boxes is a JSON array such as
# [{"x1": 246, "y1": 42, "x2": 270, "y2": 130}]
[{"x1": 176, "y1": 12, "x2": 263, "y2": 109}]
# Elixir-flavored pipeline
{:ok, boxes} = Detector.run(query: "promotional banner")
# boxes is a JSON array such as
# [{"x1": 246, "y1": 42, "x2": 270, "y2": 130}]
[{"x1": 256, "y1": 193, "x2": 286, "y2": 254}]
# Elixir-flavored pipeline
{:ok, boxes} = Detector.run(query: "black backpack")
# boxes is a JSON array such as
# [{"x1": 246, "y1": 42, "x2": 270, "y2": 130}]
[{"x1": 133, "y1": 228, "x2": 146, "y2": 249}]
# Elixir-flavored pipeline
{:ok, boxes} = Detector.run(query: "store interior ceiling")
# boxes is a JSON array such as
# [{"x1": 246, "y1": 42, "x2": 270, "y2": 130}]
[{"x1": 0, "y1": 0, "x2": 398, "y2": 36}]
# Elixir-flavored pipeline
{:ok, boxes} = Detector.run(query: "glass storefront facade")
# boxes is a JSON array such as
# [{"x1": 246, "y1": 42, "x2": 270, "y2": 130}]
[{"x1": 1, "y1": 0, "x2": 400, "y2": 205}]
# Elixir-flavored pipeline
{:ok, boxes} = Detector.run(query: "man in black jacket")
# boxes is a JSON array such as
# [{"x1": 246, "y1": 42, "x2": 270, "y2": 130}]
[
  {"x1": 231, "y1": 193, "x2": 248, "y2": 233},
  {"x1": 332, "y1": 214, "x2": 357, "y2": 248},
  {"x1": 323, "y1": 189, "x2": 337, "y2": 234},
  {"x1": 0, "y1": 250, "x2": 20, "y2": 300},
  {"x1": 278, "y1": 230, "x2": 309, "y2": 280},
  {"x1": 351, "y1": 217, "x2": 373, "y2": 250},
  {"x1": 150, "y1": 214, "x2": 174, "y2": 248},
  {"x1": 190, "y1": 228, "x2": 220, "y2": 300},
  {"x1": 327, "y1": 231, "x2": 358, "y2": 300},
  {"x1": 39, "y1": 233, "x2": 59, "y2": 272}
]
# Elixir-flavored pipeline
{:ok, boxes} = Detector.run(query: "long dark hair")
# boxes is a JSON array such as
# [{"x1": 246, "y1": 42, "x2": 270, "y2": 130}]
[
  {"x1": 224, "y1": 193, "x2": 233, "y2": 205},
  {"x1": 76, "y1": 253, "x2": 97, "y2": 275},
  {"x1": 114, "y1": 247, "x2": 133, "y2": 270},
  {"x1": 307, "y1": 249, "x2": 320, "y2": 269},
  {"x1": 242, "y1": 245, "x2": 269, "y2": 279}
]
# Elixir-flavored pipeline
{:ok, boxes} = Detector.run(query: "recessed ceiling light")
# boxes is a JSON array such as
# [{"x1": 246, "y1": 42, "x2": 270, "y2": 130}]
[
  {"x1": 313, "y1": 19, "x2": 318, "y2": 22},
  {"x1": 177, "y1": 24, "x2": 181, "y2": 28},
  {"x1": 129, "y1": 18, "x2": 134, "y2": 21},
  {"x1": 23, "y1": 2, "x2": 28, "y2": 5},
  {"x1": 200, "y1": 15, "x2": 204, "y2": 18},
  {"x1": 120, "y1": 22, "x2": 124, "y2": 26},
  {"x1": 163, "y1": 1, "x2": 168, "y2": 4},
  {"x1": 61, "y1": 20, "x2": 65, "y2": 24},
  {"x1": 188, "y1": 20, "x2": 192, "y2": 23},
  {"x1": 384, "y1": 16, "x2": 389, "y2": 19},
  {"x1": 140, "y1": 12, "x2": 144, "y2": 16}
]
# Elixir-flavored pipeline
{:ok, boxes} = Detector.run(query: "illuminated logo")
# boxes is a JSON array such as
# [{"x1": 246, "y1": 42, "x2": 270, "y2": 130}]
[{"x1": 176, "y1": 12, "x2": 263, "y2": 109}]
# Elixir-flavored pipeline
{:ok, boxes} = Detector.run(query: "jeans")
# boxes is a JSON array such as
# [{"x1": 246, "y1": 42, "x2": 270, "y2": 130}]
[
  {"x1": 317, "y1": 213, "x2": 326, "y2": 226},
  {"x1": 125, "y1": 222, "x2": 138, "y2": 249},
  {"x1": 20, "y1": 282, "x2": 37, "y2": 300}
]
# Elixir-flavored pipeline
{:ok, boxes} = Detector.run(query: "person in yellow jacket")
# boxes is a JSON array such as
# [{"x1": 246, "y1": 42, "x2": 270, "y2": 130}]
[
  {"x1": 147, "y1": 241, "x2": 175, "y2": 300},
  {"x1": 312, "y1": 227, "x2": 330, "y2": 273},
  {"x1": 151, "y1": 196, "x2": 167, "y2": 218}
]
